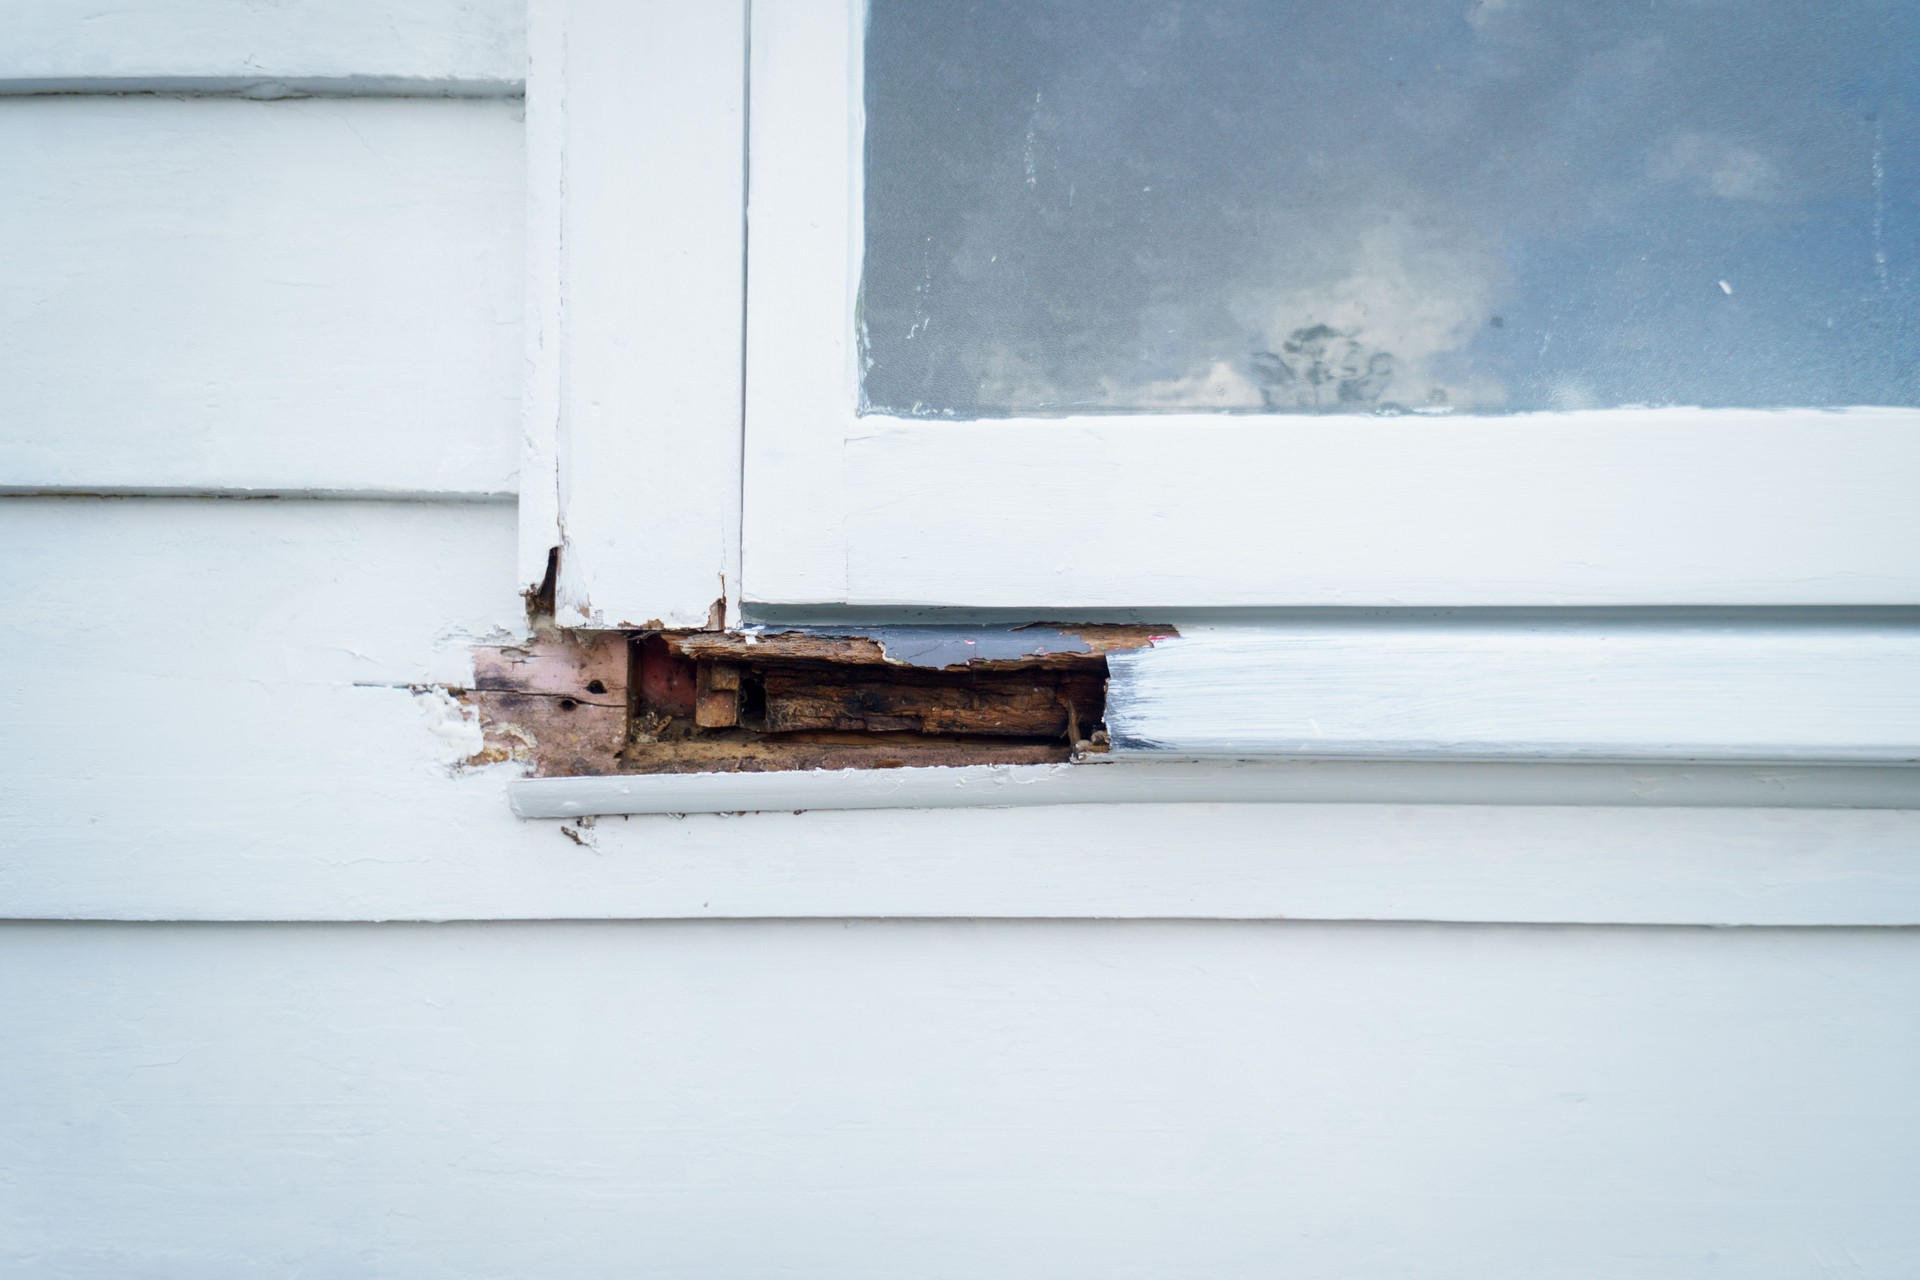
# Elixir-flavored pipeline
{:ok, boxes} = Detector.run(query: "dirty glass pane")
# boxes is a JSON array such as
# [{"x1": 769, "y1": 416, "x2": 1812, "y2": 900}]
[{"x1": 860, "y1": 0, "x2": 1919, "y2": 416}]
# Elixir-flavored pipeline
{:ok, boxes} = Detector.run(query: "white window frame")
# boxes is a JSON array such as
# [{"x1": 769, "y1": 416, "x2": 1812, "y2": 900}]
[
  {"x1": 517, "y1": 0, "x2": 1920, "y2": 811},
  {"x1": 741, "y1": 0, "x2": 1920, "y2": 611}
]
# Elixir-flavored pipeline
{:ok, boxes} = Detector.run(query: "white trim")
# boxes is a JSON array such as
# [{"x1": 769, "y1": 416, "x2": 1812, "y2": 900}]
[
  {"x1": 741, "y1": 0, "x2": 1920, "y2": 610},
  {"x1": 1107, "y1": 621, "x2": 1920, "y2": 763},
  {"x1": 510, "y1": 760, "x2": 1920, "y2": 818},
  {"x1": 534, "y1": 0, "x2": 747, "y2": 629},
  {"x1": 518, "y1": 0, "x2": 563, "y2": 597}
]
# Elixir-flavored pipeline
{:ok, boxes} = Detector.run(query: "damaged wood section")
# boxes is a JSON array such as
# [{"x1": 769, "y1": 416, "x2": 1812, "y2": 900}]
[{"x1": 468, "y1": 624, "x2": 1172, "y2": 777}]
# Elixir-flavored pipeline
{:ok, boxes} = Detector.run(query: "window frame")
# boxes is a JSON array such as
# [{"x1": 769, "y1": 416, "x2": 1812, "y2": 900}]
[
  {"x1": 516, "y1": 0, "x2": 1920, "y2": 812},
  {"x1": 738, "y1": 0, "x2": 1920, "y2": 612}
]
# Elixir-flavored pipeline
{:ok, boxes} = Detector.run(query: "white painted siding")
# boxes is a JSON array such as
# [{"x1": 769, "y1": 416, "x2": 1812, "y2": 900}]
[
  {"x1": 1, "y1": 0, "x2": 525, "y2": 90},
  {"x1": 0, "y1": 97, "x2": 522, "y2": 496},
  {"x1": 2, "y1": 2, "x2": 1916, "y2": 1273},
  {"x1": 4, "y1": 920, "x2": 1917, "y2": 1277}
]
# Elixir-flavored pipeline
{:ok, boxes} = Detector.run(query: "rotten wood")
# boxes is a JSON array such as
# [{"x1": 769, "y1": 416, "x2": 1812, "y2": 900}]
[
  {"x1": 761, "y1": 665, "x2": 1101, "y2": 738},
  {"x1": 470, "y1": 630, "x2": 630, "y2": 776},
  {"x1": 695, "y1": 661, "x2": 742, "y2": 729},
  {"x1": 475, "y1": 624, "x2": 1171, "y2": 778},
  {"x1": 666, "y1": 623, "x2": 1170, "y2": 670}
]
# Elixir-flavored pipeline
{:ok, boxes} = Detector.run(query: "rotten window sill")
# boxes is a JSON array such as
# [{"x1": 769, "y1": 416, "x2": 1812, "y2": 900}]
[{"x1": 467, "y1": 623, "x2": 1173, "y2": 779}]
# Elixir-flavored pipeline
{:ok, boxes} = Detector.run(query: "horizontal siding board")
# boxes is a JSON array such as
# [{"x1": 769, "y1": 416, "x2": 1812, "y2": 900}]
[
  {"x1": 0, "y1": 0, "x2": 524, "y2": 89},
  {"x1": 4, "y1": 919, "x2": 1917, "y2": 1274},
  {"x1": 5, "y1": 497, "x2": 1920, "y2": 925},
  {"x1": 0, "y1": 97, "x2": 522, "y2": 496}
]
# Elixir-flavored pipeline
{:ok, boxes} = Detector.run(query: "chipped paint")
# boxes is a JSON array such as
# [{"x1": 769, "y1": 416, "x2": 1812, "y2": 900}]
[{"x1": 469, "y1": 624, "x2": 1173, "y2": 777}]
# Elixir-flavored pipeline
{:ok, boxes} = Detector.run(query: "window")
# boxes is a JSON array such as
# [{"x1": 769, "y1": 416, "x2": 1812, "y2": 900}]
[
  {"x1": 511, "y1": 0, "x2": 1920, "y2": 806},
  {"x1": 741, "y1": 0, "x2": 1920, "y2": 611}
]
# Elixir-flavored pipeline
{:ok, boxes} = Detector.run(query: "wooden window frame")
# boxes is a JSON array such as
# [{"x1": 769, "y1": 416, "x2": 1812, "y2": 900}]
[{"x1": 516, "y1": 0, "x2": 1920, "y2": 812}]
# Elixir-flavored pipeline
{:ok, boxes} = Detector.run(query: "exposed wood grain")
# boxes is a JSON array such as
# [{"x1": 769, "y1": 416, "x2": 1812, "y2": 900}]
[
  {"x1": 472, "y1": 631, "x2": 629, "y2": 777},
  {"x1": 761, "y1": 666, "x2": 1099, "y2": 738},
  {"x1": 619, "y1": 735, "x2": 1072, "y2": 775},
  {"x1": 667, "y1": 624, "x2": 1165, "y2": 670},
  {"x1": 670, "y1": 631, "x2": 891, "y2": 666},
  {"x1": 694, "y1": 662, "x2": 742, "y2": 729}
]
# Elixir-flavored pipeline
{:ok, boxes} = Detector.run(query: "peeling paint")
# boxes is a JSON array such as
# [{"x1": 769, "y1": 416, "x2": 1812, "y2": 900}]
[
  {"x1": 466, "y1": 624, "x2": 1173, "y2": 778},
  {"x1": 414, "y1": 685, "x2": 485, "y2": 765}
]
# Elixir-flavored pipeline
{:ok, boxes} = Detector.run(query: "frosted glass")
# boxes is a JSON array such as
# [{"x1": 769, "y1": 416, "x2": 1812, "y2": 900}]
[{"x1": 860, "y1": 0, "x2": 1919, "y2": 416}]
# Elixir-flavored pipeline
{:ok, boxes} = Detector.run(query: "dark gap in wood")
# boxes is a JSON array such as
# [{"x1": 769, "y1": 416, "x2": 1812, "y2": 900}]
[{"x1": 472, "y1": 625, "x2": 1166, "y2": 777}]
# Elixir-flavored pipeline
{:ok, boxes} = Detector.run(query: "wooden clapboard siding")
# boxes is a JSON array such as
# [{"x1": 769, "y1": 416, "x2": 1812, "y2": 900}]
[
  {"x1": 0, "y1": 96, "x2": 522, "y2": 496},
  {"x1": 0, "y1": 0, "x2": 524, "y2": 91},
  {"x1": 3, "y1": 919, "x2": 1918, "y2": 1276},
  {"x1": 5, "y1": 495, "x2": 1920, "y2": 926}
]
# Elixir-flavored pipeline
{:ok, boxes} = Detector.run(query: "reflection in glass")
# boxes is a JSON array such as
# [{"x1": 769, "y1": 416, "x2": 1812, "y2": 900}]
[{"x1": 861, "y1": 0, "x2": 1918, "y2": 416}]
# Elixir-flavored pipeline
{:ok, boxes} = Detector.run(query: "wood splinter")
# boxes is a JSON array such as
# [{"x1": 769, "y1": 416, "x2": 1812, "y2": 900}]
[{"x1": 695, "y1": 661, "x2": 742, "y2": 728}]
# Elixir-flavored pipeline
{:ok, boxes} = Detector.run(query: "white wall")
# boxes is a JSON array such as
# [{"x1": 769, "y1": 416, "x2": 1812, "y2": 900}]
[
  {"x1": 2, "y1": 3, "x2": 1918, "y2": 1275},
  {"x1": 6, "y1": 920, "x2": 1919, "y2": 1278}
]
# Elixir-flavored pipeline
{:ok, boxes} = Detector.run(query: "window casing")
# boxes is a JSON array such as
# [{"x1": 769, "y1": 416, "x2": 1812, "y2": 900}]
[{"x1": 517, "y1": 0, "x2": 1920, "y2": 794}]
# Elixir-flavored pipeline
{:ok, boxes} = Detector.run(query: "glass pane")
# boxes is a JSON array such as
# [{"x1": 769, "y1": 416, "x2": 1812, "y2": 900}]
[{"x1": 860, "y1": 0, "x2": 1919, "y2": 416}]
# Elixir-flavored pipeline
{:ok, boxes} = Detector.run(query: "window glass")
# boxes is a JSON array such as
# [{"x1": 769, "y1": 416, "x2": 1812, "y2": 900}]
[{"x1": 861, "y1": 0, "x2": 1918, "y2": 417}]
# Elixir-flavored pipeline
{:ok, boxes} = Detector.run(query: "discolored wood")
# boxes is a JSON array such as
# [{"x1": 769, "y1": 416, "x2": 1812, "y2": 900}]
[
  {"x1": 666, "y1": 623, "x2": 1170, "y2": 670},
  {"x1": 761, "y1": 666, "x2": 1103, "y2": 738},
  {"x1": 694, "y1": 661, "x2": 742, "y2": 729},
  {"x1": 471, "y1": 630, "x2": 630, "y2": 776},
  {"x1": 635, "y1": 634, "x2": 697, "y2": 717},
  {"x1": 476, "y1": 626, "x2": 1119, "y2": 777},
  {"x1": 669, "y1": 631, "x2": 888, "y2": 665},
  {"x1": 619, "y1": 732, "x2": 1073, "y2": 775}
]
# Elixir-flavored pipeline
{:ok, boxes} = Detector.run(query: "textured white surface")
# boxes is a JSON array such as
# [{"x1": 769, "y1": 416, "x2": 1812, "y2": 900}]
[
  {"x1": 4, "y1": 919, "x2": 1918, "y2": 1277},
  {"x1": 14, "y1": 2, "x2": 1916, "y2": 1271},
  {"x1": 517, "y1": 0, "x2": 564, "y2": 595},
  {"x1": 0, "y1": 97, "x2": 523, "y2": 496},
  {"x1": 5, "y1": 497, "x2": 1920, "y2": 926},
  {"x1": 1107, "y1": 622, "x2": 1920, "y2": 761},
  {"x1": 542, "y1": 0, "x2": 747, "y2": 629},
  {"x1": 741, "y1": 0, "x2": 1920, "y2": 609},
  {"x1": 0, "y1": 0, "x2": 525, "y2": 89}
]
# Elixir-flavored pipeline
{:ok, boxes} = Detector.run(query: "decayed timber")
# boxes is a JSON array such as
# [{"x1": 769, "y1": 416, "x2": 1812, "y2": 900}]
[
  {"x1": 473, "y1": 624, "x2": 1170, "y2": 777},
  {"x1": 665, "y1": 623, "x2": 1168, "y2": 670},
  {"x1": 760, "y1": 665, "x2": 1101, "y2": 738},
  {"x1": 470, "y1": 631, "x2": 629, "y2": 776}
]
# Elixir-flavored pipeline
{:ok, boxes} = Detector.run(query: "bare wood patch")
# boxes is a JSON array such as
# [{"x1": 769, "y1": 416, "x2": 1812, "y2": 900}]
[
  {"x1": 474, "y1": 624, "x2": 1173, "y2": 777},
  {"x1": 470, "y1": 630, "x2": 629, "y2": 776},
  {"x1": 667, "y1": 622, "x2": 1169, "y2": 671}
]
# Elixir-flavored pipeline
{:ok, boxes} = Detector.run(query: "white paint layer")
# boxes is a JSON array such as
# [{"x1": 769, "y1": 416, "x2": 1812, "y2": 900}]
[
  {"x1": 517, "y1": 0, "x2": 565, "y2": 595},
  {"x1": 1, "y1": 0, "x2": 524, "y2": 89},
  {"x1": 542, "y1": 0, "x2": 747, "y2": 629},
  {"x1": 741, "y1": 1, "x2": 1920, "y2": 608},
  {"x1": 819, "y1": 411, "x2": 1920, "y2": 607},
  {"x1": 3, "y1": 920, "x2": 1918, "y2": 1276},
  {"x1": 1107, "y1": 621, "x2": 1920, "y2": 762},
  {"x1": 6, "y1": 497, "x2": 1920, "y2": 926},
  {"x1": 0, "y1": 97, "x2": 522, "y2": 496}
]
